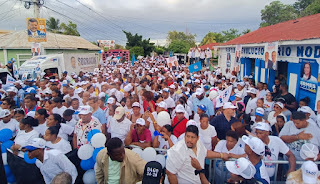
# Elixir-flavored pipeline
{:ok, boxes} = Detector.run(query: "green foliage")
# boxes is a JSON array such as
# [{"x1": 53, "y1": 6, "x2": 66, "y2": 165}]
[
  {"x1": 300, "y1": 0, "x2": 320, "y2": 16},
  {"x1": 114, "y1": 44, "x2": 125, "y2": 50},
  {"x1": 260, "y1": 1, "x2": 297, "y2": 27},
  {"x1": 46, "y1": 17, "x2": 80, "y2": 36},
  {"x1": 167, "y1": 30, "x2": 196, "y2": 47},
  {"x1": 46, "y1": 17, "x2": 61, "y2": 33},
  {"x1": 200, "y1": 32, "x2": 216, "y2": 45},
  {"x1": 168, "y1": 40, "x2": 190, "y2": 54},
  {"x1": 293, "y1": 0, "x2": 315, "y2": 12},
  {"x1": 123, "y1": 31, "x2": 154, "y2": 56},
  {"x1": 60, "y1": 21, "x2": 80, "y2": 36},
  {"x1": 130, "y1": 46, "x2": 144, "y2": 59},
  {"x1": 154, "y1": 46, "x2": 166, "y2": 55},
  {"x1": 222, "y1": 28, "x2": 241, "y2": 42},
  {"x1": 242, "y1": 29, "x2": 251, "y2": 35},
  {"x1": 211, "y1": 32, "x2": 225, "y2": 43}
]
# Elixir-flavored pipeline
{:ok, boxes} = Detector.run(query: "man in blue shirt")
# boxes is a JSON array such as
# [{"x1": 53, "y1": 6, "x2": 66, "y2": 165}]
[
  {"x1": 88, "y1": 97, "x2": 106, "y2": 134},
  {"x1": 242, "y1": 135, "x2": 270, "y2": 184},
  {"x1": 192, "y1": 88, "x2": 215, "y2": 120},
  {"x1": 210, "y1": 102, "x2": 238, "y2": 140}
]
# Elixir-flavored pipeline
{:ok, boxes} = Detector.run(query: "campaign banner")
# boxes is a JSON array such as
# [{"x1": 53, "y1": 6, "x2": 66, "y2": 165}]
[
  {"x1": 188, "y1": 61, "x2": 202, "y2": 73},
  {"x1": 213, "y1": 46, "x2": 218, "y2": 58},
  {"x1": 97, "y1": 40, "x2": 115, "y2": 49},
  {"x1": 27, "y1": 18, "x2": 46, "y2": 42},
  {"x1": 6, "y1": 74, "x2": 15, "y2": 85},
  {"x1": 216, "y1": 86, "x2": 233, "y2": 108},
  {"x1": 166, "y1": 56, "x2": 178, "y2": 70},
  {"x1": 226, "y1": 53, "x2": 231, "y2": 69},
  {"x1": 264, "y1": 42, "x2": 278, "y2": 70},
  {"x1": 31, "y1": 43, "x2": 41, "y2": 56}
]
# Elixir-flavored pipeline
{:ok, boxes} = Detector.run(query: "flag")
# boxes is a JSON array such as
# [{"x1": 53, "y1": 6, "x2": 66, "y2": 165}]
[
  {"x1": 188, "y1": 61, "x2": 202, "y2": 73},
  {"x1": 6, "y1": 74, "x2": 15, "y2": 85},
  {"x1": 131, "y1": 52, "x2": 136, "y2": 66},
  {"x1": 170, "y1": 50, "x2": 173, "y2": 57},
  {"x1": 216, "y1": 86, "x2": 233, "y2": 108}
]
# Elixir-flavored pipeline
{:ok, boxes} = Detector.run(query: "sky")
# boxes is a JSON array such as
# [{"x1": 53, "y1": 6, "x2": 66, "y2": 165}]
[{"x1": 0, "y1": 0, "x2": 297, "y2": 46}]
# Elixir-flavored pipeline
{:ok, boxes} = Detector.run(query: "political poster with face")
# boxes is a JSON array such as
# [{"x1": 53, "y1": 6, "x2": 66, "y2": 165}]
[
  {"x1": 27, "y1": 18, "x2": 46, "y2": 42},
  {"x1": 31, "y1": 43, "x2": 41, "y2": 56},
  {"x1": 234, "y1": 45, "x2": 242, "y2": 73},
  {"x1": 264, "y1": 42, "x2": 278, "y2": 70},
  {"x1": 166, "y1": 56, "x2": 179, "y2": 70}
]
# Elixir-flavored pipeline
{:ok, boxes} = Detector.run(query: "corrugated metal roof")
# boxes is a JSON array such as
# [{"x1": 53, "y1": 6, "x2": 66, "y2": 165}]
[
  {"x1": 222, "y1": 13, "x2": 320, "y2": 46},
  {"x1": 0, "y1": 30, "x2": 100, "y2": 50}
]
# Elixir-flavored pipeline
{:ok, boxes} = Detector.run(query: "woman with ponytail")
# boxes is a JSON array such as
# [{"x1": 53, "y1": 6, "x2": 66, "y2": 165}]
[
  {"x1": 44, "y1": 126, "x2": 72, "y2": 154},
  {"x1": 46, "y1": 113, "x2": 74, "y2": 141},
  {"x1": 34, "y1": 108, "x2": 49, "y2": 136}
]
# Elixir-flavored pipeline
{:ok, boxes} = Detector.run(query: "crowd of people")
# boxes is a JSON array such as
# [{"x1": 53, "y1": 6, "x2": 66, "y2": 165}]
[{"x1": 1, "y1": 55, "x2": 320, "y2": 184}]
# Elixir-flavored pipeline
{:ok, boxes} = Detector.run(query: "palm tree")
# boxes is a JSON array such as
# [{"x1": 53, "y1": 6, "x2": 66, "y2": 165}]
[
  {"x1": 200, "y1": 32, "x2": 216, "y2": 45},
  {"x1": 46, "y1": 17, "x2": 61, "y2": 33}
]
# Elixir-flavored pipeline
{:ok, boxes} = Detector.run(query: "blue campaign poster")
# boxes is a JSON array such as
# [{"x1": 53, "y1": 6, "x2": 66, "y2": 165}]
[{"x1": 299, "y1": 58, "x2": 319, "y2": 109}]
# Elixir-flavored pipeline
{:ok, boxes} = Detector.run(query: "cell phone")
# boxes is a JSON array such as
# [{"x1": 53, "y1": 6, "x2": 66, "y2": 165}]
[{"x1": 147, "y1": 107, "x2": 150, "y2": 111}]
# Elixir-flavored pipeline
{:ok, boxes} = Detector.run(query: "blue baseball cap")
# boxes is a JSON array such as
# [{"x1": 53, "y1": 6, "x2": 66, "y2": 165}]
[
  {"x1": 204, "y1": 85, "x2": 210, "y2": 90},
  {"x1": 198, "y1": 105, "x2": 207, "y2": 112}
]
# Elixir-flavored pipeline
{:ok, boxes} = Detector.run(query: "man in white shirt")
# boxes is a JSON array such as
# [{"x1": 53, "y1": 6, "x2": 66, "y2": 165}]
[
  {"x1": 107, "y1": 106, "x2": 132, "y2": 142},
  {"x1": 205, "y1": 48, "x2": 212, "y2": 67},
  {"x1": 254, "y1": 122, "x2": 296, "y2": 177},
  {"x1": 52, "y1": 97, "x2": 67, "y2": 117},
  {"x1": 234, "y1": 82, "x2": 247, "y2": 99},
  {"x1": 166, "y1": 125, "x2": 228, "y2": 184},
  {"x1": 245, "y1": 88, "x2": 258, "y2": 115},
  {"x1": 162, "y1": 88, "x2": 175, "y2": 111}
]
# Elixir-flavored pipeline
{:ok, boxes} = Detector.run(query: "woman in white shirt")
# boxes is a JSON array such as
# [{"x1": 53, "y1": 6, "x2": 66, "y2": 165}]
[
  {"x1": 63, "y1": 109, "x2": 77, "y2": 128},
  {"x1": 44, "y1": 126, "x2": 72, "y2": 154},
  {"x1": 34, "y1": 108, "x2": 49, "y2": 136},
  {"x1": 267, "y1": 101, "x2": 286, "y2": 126},
  {"x1": 153, "y1": 124, "x2": 178, "y2": 152},
  {"x1": 11, "y1": 116, "x2": 40, "y2": 155},
  {"x1": 199, "y1": 114, "x2": 218, "y2": 151},
  {"x1": 46, "y1": 114, "x2": 74, "y2": 141},
  {"x1": 263, "y1": 92, "x2": 274, "y2": 119}
]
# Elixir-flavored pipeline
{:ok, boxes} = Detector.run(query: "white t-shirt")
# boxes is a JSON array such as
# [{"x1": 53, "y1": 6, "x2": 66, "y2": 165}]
[
  {"x1": 108, "y1": 118, "x2": 132, "y2": 142},
  {"x1": 245, "y1": 97, "x2": 257, "y2": 115},
  {"x1": 157, "y1": 134, "x2": 178, "y2": 150},
  {"x1": 52, "y1": 106, "x2": 67, "y2": 117},
  {"x1": 199, "y1": 125, "x2": 217, "y2": 150},
  {"x1": 267, "y1": 111, "x2": 286, "y2": 126},
  {"x1": 279, "y1": 121, "x2": 320, "y2": 161},
  {"x1": 0, "y1": 119, "x2": 19, "y2": 137},
  {"x1": 46, "y1": 138, "x2": 72, "y2": 154},
  {"x1": 214, "y1": 139, "x2": 245, "y2": 155},
  {"x1": 164, "y1": 97, "x2": 175, "y2": 109},
  {"x1": 66, "y1": 118, "x2": 77, "y2": 128},
  {"x1": 57, "y1": 124, "x2": 74, "y2": 141},
  {"x1": 263, "y1": 136, "x2": 289, "y2": 177},
  {"x1": 14, "y1": 129, "x2": 39, "y2": 148},
  {"x1": 34, "y1": 122, "x2": 47, "y2": 136}
]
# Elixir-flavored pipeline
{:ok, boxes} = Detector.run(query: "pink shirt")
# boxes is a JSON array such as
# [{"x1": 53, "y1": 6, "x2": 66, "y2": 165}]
[{"x1": 131, "y1": 129, "x2": 152, "y2": 143}]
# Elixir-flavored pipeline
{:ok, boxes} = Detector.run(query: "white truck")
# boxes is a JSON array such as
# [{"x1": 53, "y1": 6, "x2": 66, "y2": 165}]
[{"x1": 18, "y1": 53, "x2": 99, "y2": 79}]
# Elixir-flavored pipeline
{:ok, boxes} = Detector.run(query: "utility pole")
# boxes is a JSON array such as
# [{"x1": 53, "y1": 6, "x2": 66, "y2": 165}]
[{"x1": 22, "y1": 0, "x2": 44, "y2": 18}]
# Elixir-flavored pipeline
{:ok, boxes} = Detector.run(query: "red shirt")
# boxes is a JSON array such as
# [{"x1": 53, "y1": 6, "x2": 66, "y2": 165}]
[
  {"x1": 131, "y1": 128, "x2": 152, "y2": 143},
  {"x1": 172, "y1": 116, "x2": 188, "y2": 138},
  {"x1": 143, "y1": 100, "x2": 155, "y2": 112},
  {"x1": 25, "y1": 105, "x2": 41, "y2": 114}
]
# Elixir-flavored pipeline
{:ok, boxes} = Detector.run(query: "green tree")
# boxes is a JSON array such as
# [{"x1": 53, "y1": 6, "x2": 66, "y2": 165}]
[
  {"x1": 200, "y1": 32, "x2": 216, "y2": 45},
  {"x1": 167, "y1": 30, "x2": 196, "y2": 47},
  {"x1": 154, "y1": 46, "x2": 165, "y2": 55},
  {"x1": 130, "y1": 46, "x2": 144, "y2": 59},
  {"x1": 123, "y1": 31, "x2": 154, "y2": 56},
  {"x1": 212, "y1": 32, "x2": 225, "y2": 43},
  {"x1": 301, "y1": 0, "x2": 320, "y2": 16},
  {"x1": 46, "y1": 17, "x2": 61, "y2": 33},
  {"x1": 294, "y1": 0, "x2": 315, "y2": 12},
  {"x1": 168, "y1": 40, "x2": 190, "y2": 54},
  {"x1": 60, "y1": 21, "x2": 80, "y2": 36},
  {"x1": 114, "y1": 44, "x2": 125, "y2": 50},
  {"x1": 260, "y1": 1, "x2": 297, "y2": 27},
  {"x1": 222, "y1": 28, "x2": 241, "y2": 42},
  {"x1": 242, "y1": 29, "x2": 251, "y2": 35}
]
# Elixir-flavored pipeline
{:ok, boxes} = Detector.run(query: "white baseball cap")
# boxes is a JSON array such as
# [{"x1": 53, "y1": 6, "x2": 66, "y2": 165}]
[
  {"x1": 113, "y1": 106, "x2": 125, "y2": 120},
  {"x1": 169, "y1": 84, "x2": 175, "y2": 89},
  {"x1": 98, "y1": 92, "x2": 106, "y2": 99},
  {"x1": 107, "y1": 97, "x2": 115, "y2": 104},
  {"x1": 26, "y1": 111, "x2": 35, "y2": 118},
  {"x1": 23, "y1": 138, "x2": 46, "y2": 151},
  {"x1": 298, "y1": 106, "x2": 312, "y2": 114},
  {"x1": 254, "y1": 122, "x2": 271, "y2": 132},
  {"x1": 162, "y1": 88, "x2": 169, "y2": 93},
  {"x1": 237, "y1": 82, "x2": 245, "y2": 87},
  {"x1": 242, "y1": 135, "x2": 265, "y2": 156},
  {"x1": 78, "y1": 106, "x2": 93, "y2": 115},
  {"x1": 300, "y1": 143, "x2": 319, "y2": 161},
  {"x1": 275, "y1": 102, "x2": 284, "y2": 109},
  {"x1": 301, "y1": 161, "x2": 318, "y2": 184},
  {"x1": 75, "y1": 88, "x2": 84, "y2": 94},
  {"x1": 195, "y1": 88, "x2": 204, "y2": 96},
  {"x1": 136, "y1": 118, "x2": 146, "y2": 126},
  {"x1": 194, "y1": 79, "x2": 200, "y2": 83},
  {"x1": 247, "y1": 88, "x2": 257, "y2": 94},
  {"x1": 186, "y1": 120, "x2": 198, "y2": 127},
  {"x1": 175, "y1": 104, "x2": 185, "y2": 113},
  {"x1": 0, "y1": 109, "x2": 11, "y2": 118},
  {"x1": 255, "y1": 107, "x2": 265, "y2": 117},
  {"x1": 156, "y1": 101, "x2": 167, "y2": 110},
  {"x1": 223, "y1": 102, "x2": 237, "y2": 109},
  {"x1": 235, "y1": 93, "x2": 242, "y2": 98},
  {"x1": 7, "y1": 87, "x2": 18, "y2": 93},
  {"x1": 226, "y1": 157, "x2": 256, "y2": 179},
  {"x1": 132, "y1": 102, "x2": 140, "y2": 108}
]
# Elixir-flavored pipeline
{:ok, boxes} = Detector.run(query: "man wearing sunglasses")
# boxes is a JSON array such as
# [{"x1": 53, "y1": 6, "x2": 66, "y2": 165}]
[{"x1": 23, "y1": 138, "x2": 78, "y2": 184}]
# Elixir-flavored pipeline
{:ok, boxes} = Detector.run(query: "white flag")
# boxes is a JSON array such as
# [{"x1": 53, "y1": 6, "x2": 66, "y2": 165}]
[
  {"x1": 6, "y1": 74, "x2": 16, "y2": 85},
  {"x1": 216, "y1": 86, "x2": 232, "y2": 108}
]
